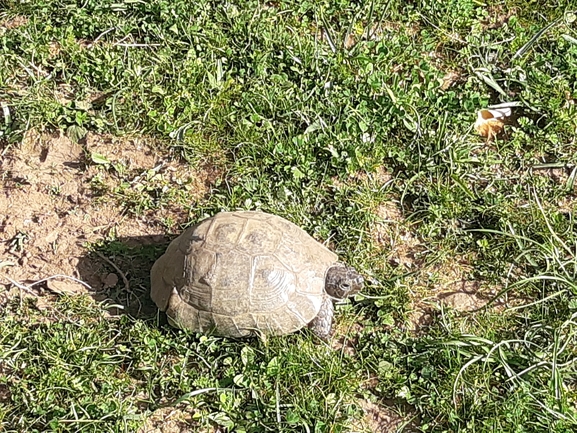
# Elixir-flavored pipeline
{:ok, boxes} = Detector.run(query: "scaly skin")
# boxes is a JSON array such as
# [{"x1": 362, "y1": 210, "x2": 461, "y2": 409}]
[
  {"x1": 308, "y1": 295, "x2": 334, "y2": 340},
  {"x1": 308, "y1": 264, "x2": 364, "y2": 339}
]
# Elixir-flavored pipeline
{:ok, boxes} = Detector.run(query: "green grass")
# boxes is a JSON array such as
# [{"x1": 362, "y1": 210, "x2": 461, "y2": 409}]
[
  {"x1": 0, "y1": 296, "x2": 365, "y2": 432},
  {"x1": 2, "y1": 0, "x2": 577, "y2": 431}
]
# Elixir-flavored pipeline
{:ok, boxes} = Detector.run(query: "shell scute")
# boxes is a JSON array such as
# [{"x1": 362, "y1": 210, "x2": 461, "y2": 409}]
[{"x1": 152, "y1": 211, "x2": 339, "y2": 336}]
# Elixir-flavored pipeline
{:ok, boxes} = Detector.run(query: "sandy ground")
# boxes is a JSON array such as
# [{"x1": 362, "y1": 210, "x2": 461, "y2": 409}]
[{"x1": 0, "y1": 130, "x2": 219, "y2": 313}]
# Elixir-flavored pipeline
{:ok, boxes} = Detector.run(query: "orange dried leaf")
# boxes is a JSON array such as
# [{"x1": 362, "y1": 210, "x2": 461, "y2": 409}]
[{"x1": 474, "y1": 107, "x2": 511, "y2": 139}]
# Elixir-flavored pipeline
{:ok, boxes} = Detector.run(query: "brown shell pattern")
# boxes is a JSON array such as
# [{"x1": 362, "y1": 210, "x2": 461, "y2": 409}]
[{"x1": 150, "y1": 211, "x2": 338, "y2": 337}]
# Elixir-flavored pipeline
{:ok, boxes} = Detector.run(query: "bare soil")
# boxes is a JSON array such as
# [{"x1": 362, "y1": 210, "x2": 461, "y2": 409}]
[
  {"x1": 356, "y1": 399, "x2": 419, "y2": 433},
  {"x1": 370, "y1": 200, "x2": 502, "y2": 332},
  {"x1": 0, "y1": 15, "x2": 29, "y2": 31},
  {"x1": 138, "y1": 407, "x2": 199, "y2": 433},
  {"x1": 0, "y1": 130, "x2": 220, "y2": 315},
  {"x1": 372, "y1": 200, "x2": 425, "y2": 270}
]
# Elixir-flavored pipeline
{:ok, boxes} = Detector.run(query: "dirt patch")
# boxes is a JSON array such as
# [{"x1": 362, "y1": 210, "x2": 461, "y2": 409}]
[
  {"x1": 355, "y1": 166, "x2": 393, "y2": 185},
  {"x1": 0, "y1": 359, "x2": 11, "y2": 405},
  {"x1": 332, "y1": 322, "x2": 363, "y2": 356},
  {"x1": 369, "y1": 203, "x2": 502, "y2": 331},
  {"x1": 86, "y1": 132, "x2": 159, "y2": 168},
  {"x1": 481, "y1": 5, "x2": 517, "y2": 30},
  {"x1": 356, "y1": 399, "x2": 419, "y2": 433},
  {"x1": 85, "y1": 132, "x2": 220, "y2": 224},
  {"x1": 533, "y1": 165, "x2": 576, "y2": 190},
  {"x1": 406, "y1": 254, "x2": 503, "y2": 331},
  {"x1": 0, "y1": 383, "x2": 9, "y2": 405},
  {"x1": 422, "y1": 257, "x2": 483, "y2": 309},
  {"x1": 0, "y1": 15, "x2": 29, "y2": 31},
  {"x1": 372, "y1": 201, "x2": 424, "y2": 270},
  {"x1": 53, "y1": 83, "x2": 76, "y2": 105},
  {"x1": 557, "y1": 196, "x2": 577, "y2": 213},
  {"x1": 0, "y1": 129, "x2": 220, "y2": 310},
  {"x1": 368, "y1": 21, "x2": 420, "y2": 40},
  {"x1": 437, "y1": 281, "x2": 485, "y2": 311},
  {"x1": 138, "y1": 407, "x2": 199, "y2": 433},
  {"x1": 440, "y1": 70, "x2": 464, "y2": 90},
  {"x1": 331, "y1": 166, "x2": 393, "y2": 191}
]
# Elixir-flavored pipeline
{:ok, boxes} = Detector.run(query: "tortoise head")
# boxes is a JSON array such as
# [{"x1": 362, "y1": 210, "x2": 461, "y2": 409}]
[{"x1": 325, "y1": 264, "x2": 364, "y2": 299}]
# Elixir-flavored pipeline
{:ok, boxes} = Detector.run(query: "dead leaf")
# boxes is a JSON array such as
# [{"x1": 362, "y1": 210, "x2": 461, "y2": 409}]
[
  {"x1": 474, "y1": 107, "x2": 512, "y2": 139},
  {"x1": 46, "y1": 278, "x2": 87, "y2": 295},
  {"x1": 440, "y1": 71, "x2": 461, "y2": 90},
  {"x1": 344, "y1": 33, "x2": 356, "y2": 49}
]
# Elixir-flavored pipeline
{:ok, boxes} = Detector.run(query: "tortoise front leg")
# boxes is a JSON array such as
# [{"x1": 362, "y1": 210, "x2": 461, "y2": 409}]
[{"x1": 308, "y1": 295, "x2": 334, "y2": 340}]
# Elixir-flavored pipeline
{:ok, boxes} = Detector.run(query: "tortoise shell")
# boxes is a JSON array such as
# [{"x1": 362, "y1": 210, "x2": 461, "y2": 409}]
[{"x1": 150, "y1": 211, "x2": 338, "y2": 337}]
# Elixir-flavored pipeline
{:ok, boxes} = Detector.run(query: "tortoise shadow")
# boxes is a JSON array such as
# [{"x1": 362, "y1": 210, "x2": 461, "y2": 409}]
[{"x1": 76, "y1": 235, "x2": 171, "y2": 320}]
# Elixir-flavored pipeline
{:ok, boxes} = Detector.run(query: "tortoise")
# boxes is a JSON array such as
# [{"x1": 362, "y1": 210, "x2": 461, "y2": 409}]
[{"x1": 150, "y1": 211, "x2": 364, "y2": 339}]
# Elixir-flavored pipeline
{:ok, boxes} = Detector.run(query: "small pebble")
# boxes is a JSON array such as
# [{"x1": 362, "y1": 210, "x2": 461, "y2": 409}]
[{"x1": 103, "y1": 273, "x2": 119, "y2": 288}]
